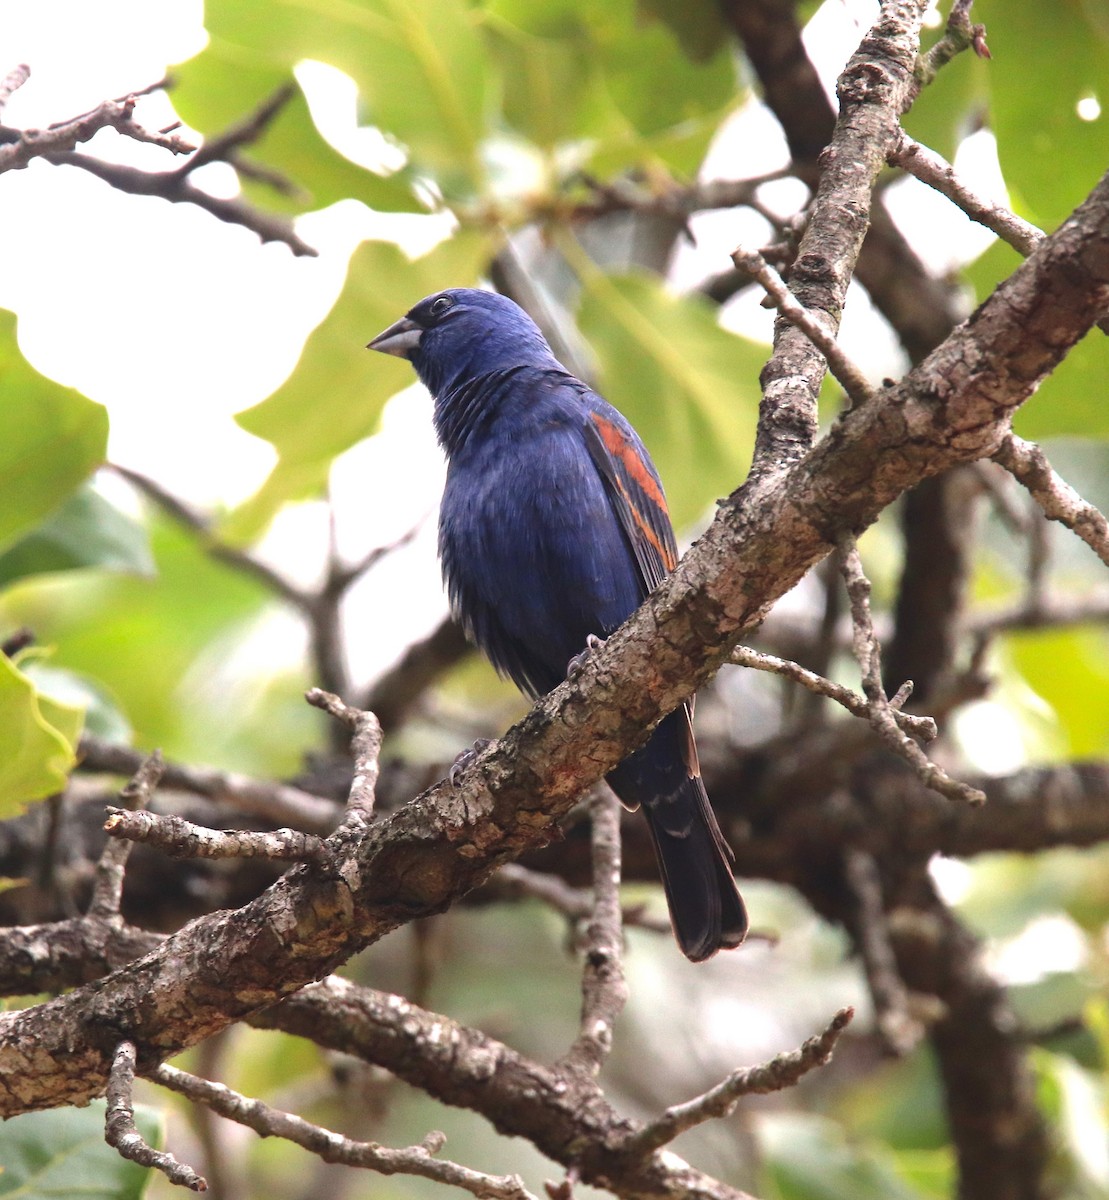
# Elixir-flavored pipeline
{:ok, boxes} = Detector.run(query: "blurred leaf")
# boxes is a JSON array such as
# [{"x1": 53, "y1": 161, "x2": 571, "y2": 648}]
[
  {"x1": 759, "y1": 1112, "x2": 932, "y2": 1200},
  {"x1": 198, "y1": 0, "x2": 490, "y2": 189},
  {"x1": 1, "y1": 517, "x2": 278, "y2": 769},
  {"x1": 976, "y1": 0, "x2": 1108, "y2": 231},
  {"x1": 21, "y1": 662, "x2": 132, "y2": 744},
  {"x1": 1007, "y1": 627, "x2": 1109, "y2": 757},
  {"x1": 637, "y1": 0, "x2": 730, "y2": 62},
  {"x1": 0, "y1": 652, "x2": 82, "y2": 813},
  {"x1": 173, "y1": 38, "x2": 425, "y2": 215},
  {"x1": 1032, "y1": 1048, "x2": 1109, "y2": 1194},
  {"x1": 228, "y1": 231, "x2": 491, "y2": 540},
  {"x1": 574, "y1": 267, "x2": 762, "y2": 529},
  {"x1": 0, "y1": 485, "x2": 154, "y2": 587},
  {"x1": 841, "y1": 1049, "x2": 948, "y2": 1152},
  {"x1": 0, "y1": 311, "x2": 108, "y2": 555},
  {"x1": 0, "y1": 1101, "x2": 162, "y2": 1199}
]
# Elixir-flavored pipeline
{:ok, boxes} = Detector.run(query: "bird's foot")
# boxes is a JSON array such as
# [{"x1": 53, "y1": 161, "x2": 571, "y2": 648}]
[
  {"x1": 567, "y1": 634, "x2": 606, "y2": 679},
  {"x1": 448, "y1": 737, "x2": 493, "y2": 787}
]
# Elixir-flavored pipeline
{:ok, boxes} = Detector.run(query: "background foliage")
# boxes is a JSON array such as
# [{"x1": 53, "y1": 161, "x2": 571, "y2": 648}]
[{"x1": 1, "y1": 0, "x2": 1107, "y2": 1197}]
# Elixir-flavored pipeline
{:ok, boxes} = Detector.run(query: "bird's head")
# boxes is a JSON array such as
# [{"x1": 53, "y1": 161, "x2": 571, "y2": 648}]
[{"x1": 368, "y1": 288, "x2": 559, "y2": 396}]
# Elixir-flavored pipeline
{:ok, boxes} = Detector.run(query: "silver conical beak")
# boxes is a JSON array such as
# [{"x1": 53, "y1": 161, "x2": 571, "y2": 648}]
[{"x1": 367, "y1": 315, "x2": 422, "y2": 358}]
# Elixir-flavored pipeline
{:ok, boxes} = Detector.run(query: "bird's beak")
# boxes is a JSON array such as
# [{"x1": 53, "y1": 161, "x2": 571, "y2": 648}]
[{"x1": 367, "y1": 315, "x2": 422, "y2": 359}]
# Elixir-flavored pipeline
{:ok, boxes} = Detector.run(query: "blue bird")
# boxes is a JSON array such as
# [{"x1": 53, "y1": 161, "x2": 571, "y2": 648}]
[{"x1": 369, "y1": 288, "x2": 747, "y2": 961}]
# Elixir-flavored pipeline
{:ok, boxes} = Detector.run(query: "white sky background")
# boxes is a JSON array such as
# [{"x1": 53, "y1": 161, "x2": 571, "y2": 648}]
[{"x1": 1, "y1": 0, "x2": 1010, "y2": 692}]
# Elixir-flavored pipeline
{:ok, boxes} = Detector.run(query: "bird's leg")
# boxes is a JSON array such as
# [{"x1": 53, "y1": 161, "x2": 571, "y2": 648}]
[
  {"x1": 448, "y1": 737, "x2": 494, "y2": 787},
  {"x1": 567, "y1": 633, "x2": 607, "y2": 679}
]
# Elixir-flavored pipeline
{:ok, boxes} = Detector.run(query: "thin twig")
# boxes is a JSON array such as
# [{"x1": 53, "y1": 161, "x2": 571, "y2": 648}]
[
  {"x1": 0, "y1": 63, "x2": 30, "y2": 114},
  {"x1": 843, "y1": 848, "x2": 923, "y2": 1055},
  {"x1": 621, "y1": 1007, "x2": 854, "y2": 1156},
  {"x1": 49, "y1": 151, "x2": 318, "y2": 256},
  {"x1": 175, "y1": 84, "x2": 295, "y2": 178},
  {"x1": 559, "y1": 787, "x2": 629, "y2": 1077},
  {"x1": 150, "y1": 1063, "x2": 536, "y2": 1200},
  {"x1": 916, "y1": 0, "x2": 991, "y2": 86},
  {"x1": 106, "y1": 1042, "x2": 207, "y2": 1191},
  {"x1": 838, "y1": 538, "x2": 986, "y2": 805},
  {"x1": 87, "y1": 751, "x2": 165, "y2": 920},
  {"x1": 993, "y1": 434, "x2": 1109, "y2": 569},
  {"x1": 78, "y1": 735, "x2": 339, "y2": 834},
  {"x1": 891, "y1": 134, "x2": 1041, "y2": 257},
  {"x1": 495, "y1": 863, "x2": 672, "y2": 934},
  {"x1": 306, "y1": 690, "x2": 384, "y2": 833},
  {"x1": 110, "y1": 464, "x2": 311, "y2": 610},
  {"x1": 104, "y1": 808, "x2": 327, "y2": 863},
  {"x1": 731, "y1": 247, "x2": 874, "y2": 407},
  {"x1": 0, "y1": 92, "x2": 195, "y2": 173},
  {"x1": 730, "y1": 644, "x2": 936, "y2": 740}
]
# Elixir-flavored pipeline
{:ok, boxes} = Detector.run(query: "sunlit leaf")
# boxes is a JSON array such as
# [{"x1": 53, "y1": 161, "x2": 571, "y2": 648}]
[
  {"x1": 0, "y1": 653, "x2": 83, "y2": 813},
  {"x1": 0, "y1": 1101, "x2": 162, "y2": 1200},
  {"x1": 976, "y1": 0, "x2": 1107, "y2": 230},
  {"x1": 198, "y1": 0, "x2": 491, "y2": 189},
  {"x1": 0, "y1": 311, "x2": 108, "y2": 555},
  {"x1": 0, "y1": 485, "x2": 154, "y2": 587},
  {"x1": 574, "y1": 267, "x2": 763, "y2": 529},
  {"x1": 173, "y1": 38, "x2": 425, "y2": 215},
  {"x1": 228, "y1": 231, "x2": 492, "y2": 540}
]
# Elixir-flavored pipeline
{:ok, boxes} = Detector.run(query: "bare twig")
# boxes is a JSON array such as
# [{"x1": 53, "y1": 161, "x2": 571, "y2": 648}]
[
  {"x1": 50, "y1": 151, "x2": 318, "y2": 256},
  {"x1": 494, "y1": 864, "x2": 672, "y2": 934},
  {"x1": 175, "y1": 84, "x2": 295, "y2": 178},
  {"x1": 993, "y1": 434, "x2": 1109, "y2": 569},
  {"x1": 104, "y1": 808, "x2": 327, "y2": 863},
  {"x1": 306, "y1": 690, "x2": 384, "y2": 832},
  {"x1": 78, "y1": 734, "x2": 338, "y2": 834},
  {"x1": 559, "y1": 788, "x2": 629, "y2": 1078},
  {"x1": 106, "y1": 1042, "x2": 207, "y2": 1192},
  {"x1": 730, "y1": 644, "x2": 936, "y2": 740},
  {"x1": 731, "y1": 247, "x2": 874, "y2": 407},
  {"x1": 0, "y1": 63, "x2": 30, "y2": 114},
  {"x1": 0, "y1": 91, "x2": 195, "y2": 173},
  {"x1": 916, "y1": 0, "x2": 991, "y2": 86},
  {"x1": 150, "y1": 1063, "x2": 536, "y2": 1200},
  {"x1": 362, "y1": 617, "x2": 472, "y2": 732},
  {"x1": 87, "y1": 751, "x2": 164, "y2": 920},
  {"x1": 838, "y1": 539, "x2": 986, "y2": 805},
  {"x1": 621, "y1": 1007, "x2": 854, "y2": 1156},
  {"x1": 891, "y1": 134, "x2": 1041, "y2": 257},
  {"x1": 966, "y1": 590, "x2": 1109, "y2": 638},
  {"x1": 110, "y1": 464, "x2": 310, "y2": 610},
  {"x1": 843, "y1": 848, "x2": 924, "y2": 1055}
]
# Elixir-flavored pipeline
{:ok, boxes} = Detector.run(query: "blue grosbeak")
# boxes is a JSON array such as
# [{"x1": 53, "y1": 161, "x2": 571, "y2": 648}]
[{"x1": 369, "y1": 288, "x2": 747, "y2": 960}]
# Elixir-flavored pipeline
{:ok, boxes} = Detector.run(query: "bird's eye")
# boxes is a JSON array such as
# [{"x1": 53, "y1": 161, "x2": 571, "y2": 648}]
[{"x1": 429, "y1": 295, "x2": 453, "y2": 317}]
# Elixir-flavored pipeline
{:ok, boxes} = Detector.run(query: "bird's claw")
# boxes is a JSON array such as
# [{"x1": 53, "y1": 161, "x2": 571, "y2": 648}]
[
  {"x1": 448, "y1": 737, "x2": 493, "y2": 787},
  {"x1": 567, "y1": 633, "x2": 606, "y2": 679}
]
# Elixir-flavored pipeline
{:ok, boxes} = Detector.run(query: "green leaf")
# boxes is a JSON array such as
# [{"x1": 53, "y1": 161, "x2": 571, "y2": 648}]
[
  {"x1": 173, "y1": 40, "x2": 424, "y2": 215},
  {"x1": 228, "y1": 230, "x2": 492, "y2": 541},
  {"x1": 21, "y1": 662, "x2": 133, "y2": 744},
  {"x1": 0, "y1": 652, "x2": 83, "y2": 815},
  {"x1": 2, "y1": 516, "x2": 275, "y2": 768},
  {"x1": 758, "y1": 1112, "x2": 932, "y2": 1200},
  {"x1": 573, "y1": 266, "x2": 763, "y2": 529},
  {"x1": 976, "y1": 0, "x2": 1108, "y2": 230},
  {"x1": 198, "y1": 0, "x2": 491, "y2": 189},
  {"x1": 0, "y1": 311, "x2": 109, "y2": 555},
  {"x1": 0, "y1": 1101, "x2": 163, "y2": 1199},
  {"x1": 0, "y1": 485, "x2": 155, "y2": 587},
  {"x1": 1006, "y1": 627, "x2": 1109, "y2": 758}
]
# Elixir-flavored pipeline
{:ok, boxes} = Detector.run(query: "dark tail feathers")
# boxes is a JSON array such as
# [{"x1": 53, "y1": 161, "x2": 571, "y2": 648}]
[
  {"x1": 642, "y1": 776, "x2": 748, "y2": 961},
  {"x1": 607, "y1": 709, "x2": 747, "y2": 962}
]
